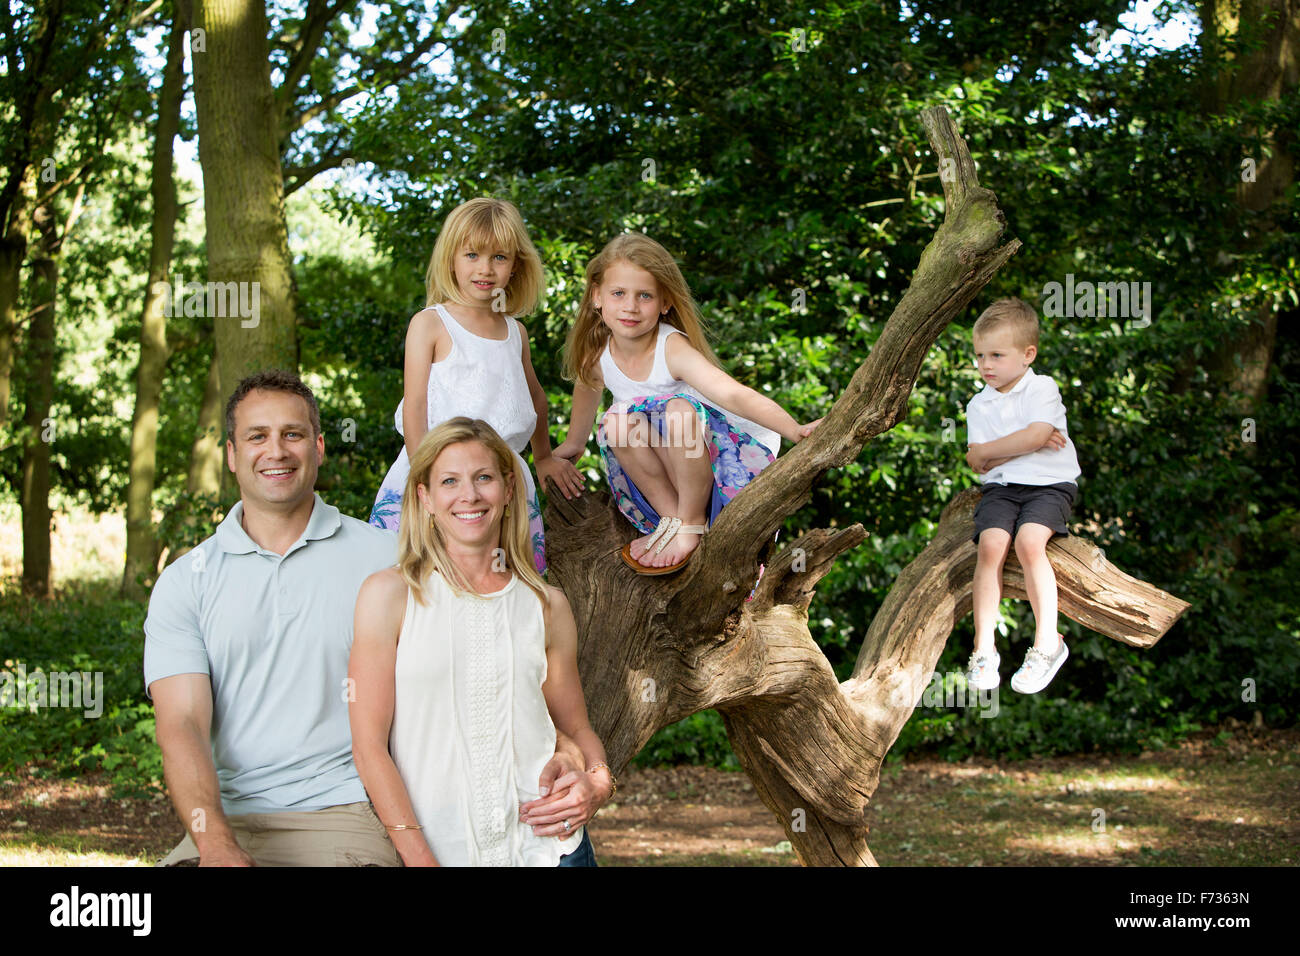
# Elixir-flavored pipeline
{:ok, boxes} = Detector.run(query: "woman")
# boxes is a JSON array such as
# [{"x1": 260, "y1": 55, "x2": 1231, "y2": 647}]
[{"x1": 349, "y1": 417, "x2": 613, "y2": 866}]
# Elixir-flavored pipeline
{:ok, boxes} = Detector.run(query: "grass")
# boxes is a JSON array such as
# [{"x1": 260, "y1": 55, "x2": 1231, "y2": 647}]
[
  {"x1": 861, "y1": 733, "x2": 1297, "y2": 866},
  {"x1": 3, "y1": 730, "x2": 1294, "y2": 868},
  {"x1": 2, "y1": 508, "x2": 1293, "y2": 867}
]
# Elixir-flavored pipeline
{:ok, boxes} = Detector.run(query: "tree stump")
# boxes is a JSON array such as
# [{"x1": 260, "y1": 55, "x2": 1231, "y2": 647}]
[{"x1": 544, "y1": 107, "x2": 1191, "y2": 866}]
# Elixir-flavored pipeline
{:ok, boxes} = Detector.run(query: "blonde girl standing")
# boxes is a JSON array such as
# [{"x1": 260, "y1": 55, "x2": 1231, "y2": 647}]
[{"x1": 368, "y1": 198, "x2": 581, "y2": 571}]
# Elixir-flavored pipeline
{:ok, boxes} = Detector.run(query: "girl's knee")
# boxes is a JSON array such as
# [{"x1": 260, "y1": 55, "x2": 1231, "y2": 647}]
[
  {"x1": 661, "y1": 399, "x2": 702, "y2": 448},
  {"x1": 604, "y1": 411, "x2": 649, "y2": 447}
]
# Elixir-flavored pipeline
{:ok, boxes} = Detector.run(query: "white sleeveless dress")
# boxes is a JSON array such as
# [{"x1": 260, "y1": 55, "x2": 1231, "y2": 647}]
[
  {"x1": 369, "y1": 304, "x2": 546, "y2": 571},
  {"x1": 389, "y1": 572, "x2": 583, "y2": 866},
  {"x1": 597, "y1": 324, "x2": 780, "y2": 534}
]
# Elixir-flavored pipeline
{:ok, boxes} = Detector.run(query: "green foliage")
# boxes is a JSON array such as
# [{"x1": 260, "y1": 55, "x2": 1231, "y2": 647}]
[
  {"x1": 632, "y1": 711, "x2": 741, "y2": 771},
  {"x1": 153, "y1": 491, "x2": 224, "y2": 560},
  {"x1": 4, "y1": 0, "x2": 1297, "y2": 780},
  {"x1": 0, "y1": 582, "x2": 162, "y2": 796}
]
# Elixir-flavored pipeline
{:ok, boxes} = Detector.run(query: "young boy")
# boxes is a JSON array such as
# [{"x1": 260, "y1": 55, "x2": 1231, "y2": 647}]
[{"x1": 964, "y1": 298, "x2": 1081, "y2": 694}]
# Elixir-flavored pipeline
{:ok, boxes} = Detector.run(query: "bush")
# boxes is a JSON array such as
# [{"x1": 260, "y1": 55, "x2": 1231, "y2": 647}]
[
  {"x1": 632, "y1": 711, "x2": 740, "y2": 771},
  {"x1": 0, "y1": 580, "x2": 162, "y2": 797}
]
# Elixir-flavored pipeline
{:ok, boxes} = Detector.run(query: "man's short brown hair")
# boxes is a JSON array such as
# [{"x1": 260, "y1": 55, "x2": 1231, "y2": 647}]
[
  {"x1": 225, "y1": 369, "x2": 322, "y2": 444},
  {"x1": 973, "y1": 297, "x2": 1039, "y2": 349}
]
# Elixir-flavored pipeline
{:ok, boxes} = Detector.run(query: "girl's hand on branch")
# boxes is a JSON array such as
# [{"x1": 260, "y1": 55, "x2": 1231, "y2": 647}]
[
  {"x1": 552, "y1": 439, "x2": 584, "y2": 462},
  {"x1": 795, "y1": 418, "x2": 823, "y2": 441},
  {"x1": 536, "y1": 454, "x2": 584, "y2": 500}
]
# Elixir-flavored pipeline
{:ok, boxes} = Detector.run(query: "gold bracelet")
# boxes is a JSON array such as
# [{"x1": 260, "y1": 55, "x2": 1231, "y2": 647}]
[
  {"x1": 385, "y1": 823, "x2": 423, "y2": 830},
  {"x1": 587, "y1": 762, "x2": 618, "y2": 797}
]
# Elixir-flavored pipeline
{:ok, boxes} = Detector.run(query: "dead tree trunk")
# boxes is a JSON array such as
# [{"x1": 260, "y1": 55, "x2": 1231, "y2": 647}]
[{"x1": 543, "y1": 107, "x2": 1190, "y2": 866}]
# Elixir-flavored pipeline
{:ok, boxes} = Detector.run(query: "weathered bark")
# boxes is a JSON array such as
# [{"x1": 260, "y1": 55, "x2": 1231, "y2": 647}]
[
  {"x1": 0, "y1": 168, "x2": 36, "y2": 431},
  {"x1": 1, "y1": 0, "x2": 131, "y2": 428},
  {"x1": 19, "y1": 203, "x2": 59, "y2": 596},
  {"x1": 1200, "y1": 0, "x2": 1295, "y2": 406},
  {"x1": 186, "y1": 349, "x2": 224, "y2": 498},
  {"x1": 1196, "y1": 0, "x2": 1297, "y2": 562},
  {"x1": 544, "y1": 107, "x2": 1191, "y2": 865},
  {"x1": 0, "y1": 0, "x2": 60, "y2": 432},
  {"x1": 191, "y1": 0, "x2": 299, "y2": 399},
  {"x1": 122, "y1": 0, "x2": 191, "y2": 599},
  {"x1": 1201, "y1": 0, "x2": 1297, "y2": 216},
  {"x1": 18, "y1": 186, "x2": 85, "y2": 597}
]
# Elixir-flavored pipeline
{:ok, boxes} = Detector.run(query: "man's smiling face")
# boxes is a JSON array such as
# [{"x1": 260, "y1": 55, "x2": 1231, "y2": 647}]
[{"x1": 225, "y1": 389, "x2": 324, "y2": 511}]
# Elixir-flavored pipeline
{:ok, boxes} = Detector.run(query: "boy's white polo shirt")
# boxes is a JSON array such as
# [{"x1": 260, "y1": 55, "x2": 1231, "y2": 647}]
[
  {"x1": 143, "y1": 493, "x2": 398, "y2": 814},
  {"x1": 966, "y1": 366, "x2": 1081, "y2": 487}
]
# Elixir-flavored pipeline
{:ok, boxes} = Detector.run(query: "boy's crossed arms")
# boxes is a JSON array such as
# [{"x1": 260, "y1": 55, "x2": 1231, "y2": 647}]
[{"x1": 967, "y1": 423, "x2": 1066, "y2": 475}]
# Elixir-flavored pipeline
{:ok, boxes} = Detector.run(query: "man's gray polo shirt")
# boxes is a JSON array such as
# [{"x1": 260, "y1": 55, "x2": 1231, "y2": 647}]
[{"x1": 143, "y1": 494, "x2": 398, "y2": 815}]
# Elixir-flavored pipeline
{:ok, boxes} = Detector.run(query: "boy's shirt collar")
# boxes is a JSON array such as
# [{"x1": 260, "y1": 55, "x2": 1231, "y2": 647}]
[{"x1": 976, "y1": 365, "x2": 1037, "y2": 400}]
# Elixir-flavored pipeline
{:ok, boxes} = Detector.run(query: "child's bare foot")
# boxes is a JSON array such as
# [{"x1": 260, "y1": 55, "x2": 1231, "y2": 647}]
[
  {"x1": 629, "y1": 516, "x2": 675, "y2": 562},
  {"x1": 642, "y1": 527, "x2": 702, "y2": 568},
  {"x1": 628, "y1": 529, "x2": 660, "y2": 562}
]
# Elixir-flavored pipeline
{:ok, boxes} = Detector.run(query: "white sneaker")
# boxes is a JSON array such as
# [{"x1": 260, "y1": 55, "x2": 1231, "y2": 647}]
[
  {"x1": 966, "y1": 650, "x2": 1001, "y2": 691},
  {"x1": 1010, "y1": 639, "x2": 1069, "y2": 694}
]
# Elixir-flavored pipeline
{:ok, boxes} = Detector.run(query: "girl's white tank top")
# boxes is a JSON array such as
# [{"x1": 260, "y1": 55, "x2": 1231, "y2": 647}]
[
  {"x1": 599, "y1": 323, "x2": 780, "y2": 456},
  {"x1": 395, "y1": 303, "x2": 536, "y2": 453}
]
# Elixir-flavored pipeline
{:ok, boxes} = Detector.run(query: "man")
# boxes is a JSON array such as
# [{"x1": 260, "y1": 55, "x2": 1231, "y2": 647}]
[{"x1": 145, "y1": 370, "x2": 598, "y2": 866}]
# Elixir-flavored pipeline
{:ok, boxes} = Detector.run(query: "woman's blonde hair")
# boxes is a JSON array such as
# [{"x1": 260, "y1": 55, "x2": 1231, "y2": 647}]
[
  {"x1": 425, "y1": 198, "x2": 546, "y2": 316},
  {"x1": 397, "y1": 417, "x2": 547, "y2": 607},
  {"x1": 562, "y1": 233, "x2": 721, "y2": 390}
]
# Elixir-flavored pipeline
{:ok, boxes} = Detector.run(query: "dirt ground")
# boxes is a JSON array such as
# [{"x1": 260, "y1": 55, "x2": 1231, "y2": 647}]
[{"x1": 2, "y1": 724, "x2": 1295, "y2": 867}]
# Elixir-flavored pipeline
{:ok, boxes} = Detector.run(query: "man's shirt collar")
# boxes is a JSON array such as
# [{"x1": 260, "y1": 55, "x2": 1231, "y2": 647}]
[{"x1": 215, "y1": 493, "x2": 340, "y2": 556}]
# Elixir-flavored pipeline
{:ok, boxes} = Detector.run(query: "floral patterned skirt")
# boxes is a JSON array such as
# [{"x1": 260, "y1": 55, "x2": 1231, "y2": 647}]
[
  {"x1": 597, "y1": 394, "x2": 776, "y2": 535},
  {"x1": 369, "y1": 446, "x2": 547, "y2": 574}
]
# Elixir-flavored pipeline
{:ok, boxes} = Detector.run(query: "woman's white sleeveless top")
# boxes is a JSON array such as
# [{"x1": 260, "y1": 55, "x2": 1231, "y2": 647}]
[
  {"x1": 389, "y1": 572, "x2": 582, "y2": 866},
  {"x1": 599, "y1": 323, "x2": 780, "y2": 456}
]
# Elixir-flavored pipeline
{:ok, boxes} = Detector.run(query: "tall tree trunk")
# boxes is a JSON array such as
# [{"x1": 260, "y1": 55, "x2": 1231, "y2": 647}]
[
  {"x1": 190, "y1": 0, "x2": 299, "y2": 404},
  {"x1": 18, "y1": 182, "x2": 85, "y2": 596},
  {"x1": 0, "y1": 0, "x2": 63, "y2": 432},
  {"x1": 186, "y1": 348, "x2": 224, "y2": 497},
  {"x1": 19, "y1": 203, "x2": 59, "y2": 597},
  {"x1": 122, "y1": 0, "x2": 191, "y2": 599},
  {"x1": 0, "y1": 169, "x2": 35, "y2": 431},
  {"x1": 1197, "y1": 0, "x2": 1296, "y2": 560},
  {"x1": 544, "y1": 108, "x2": 1190, "y2": 866},
  {"x1": 1199, "y1": 0, "x2": 1296, "y2": 406}
]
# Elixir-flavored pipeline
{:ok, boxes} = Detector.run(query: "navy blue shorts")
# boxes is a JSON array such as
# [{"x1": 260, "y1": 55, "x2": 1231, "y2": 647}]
[
  {"x1": 557, "y1": 828, "x2": 597, "y2": 867},
  {"x1": 972, "y1": 482, "x2": 1077, "y2": 544}
]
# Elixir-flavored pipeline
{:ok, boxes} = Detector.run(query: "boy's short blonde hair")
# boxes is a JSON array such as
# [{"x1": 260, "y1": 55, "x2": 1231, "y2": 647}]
[
  {"x1": 425, "y1": 198, "x2": 545, "y2": 315},
  {"x1": 973, "y1": 297, "x2": 1039, "y2": 349}
]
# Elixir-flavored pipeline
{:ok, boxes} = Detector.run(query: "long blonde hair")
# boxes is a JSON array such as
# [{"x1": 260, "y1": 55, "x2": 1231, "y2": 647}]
[
  {"x1": 562, "y1": 232, "x2": 721, "y2": 390},
  {"x1": 397, "y1": 417, "x2": 547, "y2": 606},
  {"x1": 425, "y1": 197, "x2": 546, "y2": 316}
]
